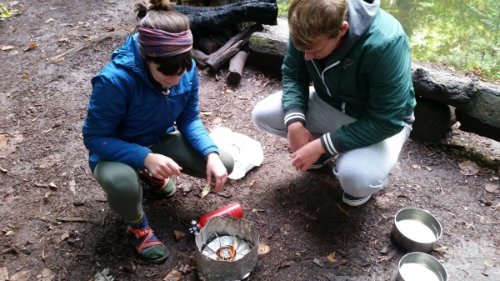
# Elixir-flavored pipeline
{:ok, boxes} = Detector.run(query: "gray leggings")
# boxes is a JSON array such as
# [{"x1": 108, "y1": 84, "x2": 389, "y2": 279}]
[
  {"x1": 251, "y1": 90, "x2": 412, "y2": 197},
  {"x1": 93, "y1": 132, "x2": 234, "y2": 222}
]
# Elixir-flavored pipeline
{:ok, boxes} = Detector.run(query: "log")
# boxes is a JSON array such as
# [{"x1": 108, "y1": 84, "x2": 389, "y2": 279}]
[
  {"x1": 192, "y1": 48, "x2": 208, "y2": 68},
  {"x1": 227, "y1": 50, "x2": 249, "y2": 85},
  {"x1": 175, "y1": 0, "x2": 278, "y2": 35},
  {"x1": 206, "y1": 23, "x2": 262, "y2": 71},
  {"x1": 247, "y1": 18, "x2": 288, "y2": 73}
]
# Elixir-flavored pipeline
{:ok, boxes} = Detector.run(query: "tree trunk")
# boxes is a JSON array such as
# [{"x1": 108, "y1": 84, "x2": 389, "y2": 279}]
[{"x1": 175, "y1": 0, "x2": 278, "y2": 35}]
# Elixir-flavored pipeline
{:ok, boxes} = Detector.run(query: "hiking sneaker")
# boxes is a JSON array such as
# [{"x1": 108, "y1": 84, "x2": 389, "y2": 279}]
[
  {"x1": 342, "y1": 192, "x2": 372, "y2": 207},
  {"x1": 138, "y1": 170, "x2": 176, "y2": 198},
  {"x1": 308, "y1": 154, "x2": 337, "y2": 170},
  {"x1": 127, "y1": 215, "x2": 168, "y2": 264}
]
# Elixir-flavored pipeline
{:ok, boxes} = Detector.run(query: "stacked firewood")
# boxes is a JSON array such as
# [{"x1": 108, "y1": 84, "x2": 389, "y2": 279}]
[{"x1": 175, "y1": 0, "x2": 278, "y2": 85}]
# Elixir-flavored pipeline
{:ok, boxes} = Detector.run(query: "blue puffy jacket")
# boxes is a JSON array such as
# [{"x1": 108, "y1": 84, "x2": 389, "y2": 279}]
[{"x1": 82, "y1": 34, "x2": 218, "y2": 172}]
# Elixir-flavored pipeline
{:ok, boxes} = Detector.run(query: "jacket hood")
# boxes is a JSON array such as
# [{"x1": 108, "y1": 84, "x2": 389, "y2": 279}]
[
  {"x1": 110, "y1": 34, "x2": 157, "y2": 90},
  {"x1": 334, "y1": 0, "x2": 380, "y2": 58}
]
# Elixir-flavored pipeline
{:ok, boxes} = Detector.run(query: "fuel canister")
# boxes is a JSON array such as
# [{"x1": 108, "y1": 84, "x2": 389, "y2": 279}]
[{"x1": 190, "y1": 202, "x2": 244, "y2": 234}]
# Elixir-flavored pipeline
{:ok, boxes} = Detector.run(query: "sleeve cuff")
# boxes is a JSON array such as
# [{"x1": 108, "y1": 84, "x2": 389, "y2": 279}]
[
  {"x1": 320, "y1": 132, "x2": 338, "y2": 155},
  {"x1": 284, "y1": 108, "x2": 306, "y2": 127}
]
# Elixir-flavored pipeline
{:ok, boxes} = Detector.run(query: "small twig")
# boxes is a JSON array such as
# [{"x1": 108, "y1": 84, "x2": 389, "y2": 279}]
[
  {"x1": 56, "y1": 217, "x2": 94, "y2": 223},
  {"x1": 50, "y1": 30, "x2": 129, "y2": 63}
]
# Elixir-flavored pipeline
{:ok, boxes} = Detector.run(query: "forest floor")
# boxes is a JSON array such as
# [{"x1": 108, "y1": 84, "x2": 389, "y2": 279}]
[{"x1": 0, "y1": 1, "x2": 499, "y2": 281}]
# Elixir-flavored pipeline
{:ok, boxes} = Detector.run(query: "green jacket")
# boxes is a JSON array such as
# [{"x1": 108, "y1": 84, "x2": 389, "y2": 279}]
[{"x1": 282, "y1": 0, "x2": 416, "y2": 155}]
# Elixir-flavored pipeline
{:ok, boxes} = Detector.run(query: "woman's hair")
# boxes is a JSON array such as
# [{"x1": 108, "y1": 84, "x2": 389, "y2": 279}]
[
  {"x1": 288, "y1": 0, "x2": 348, "y2": 51},
  {"x1": 135, "y1": 0, "x2": 192, "y2": 75}
]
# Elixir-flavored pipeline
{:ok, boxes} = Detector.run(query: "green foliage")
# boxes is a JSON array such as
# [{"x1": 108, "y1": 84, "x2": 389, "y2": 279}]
[
  {"x1": 274, "y1": 0, "x2": 498, "y2": 81},
  {"x1": 0, "y1": 3, "x2": 15, "y2": 20},
  {"x1": 277, "y1": 0, "x2": 290, "y2": 17}
]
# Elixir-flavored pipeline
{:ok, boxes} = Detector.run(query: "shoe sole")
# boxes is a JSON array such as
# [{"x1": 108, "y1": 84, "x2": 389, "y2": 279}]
[{"x1": 342, "y1": 194, "x2": 372, "y2": 207}]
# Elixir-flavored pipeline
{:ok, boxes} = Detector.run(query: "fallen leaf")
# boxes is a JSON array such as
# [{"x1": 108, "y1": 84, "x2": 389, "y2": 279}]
[
  {"x1": 174, "y1": 230, "x2": 186, "y2": 241},
  {"x1": 36, "y1": 268, "x2": 55, "y2": 281},
  {"x1": 9, "y1": 270, "x2": 31, "y2": 281},
  {"x1": 258, "y1": 242, "x2": 270, "y2": 255},
  {"x1": 23, "y1": 42, "x2": 38, "y2": 52},
  {"x1": 326, "y1": 252, "x2": 337, "y2": 263},
  {"x1": 0, "y1": 267, "x2": 8, "y2": 281},
  {"x1": 458, "y1": 160, "x2": 480, "y2": 176},
  {"x1": 94, "y1": 268, "x2": 114, "y2": 281},
  {"x1": 313, "y1": 258, "x2": 323, "y2": 267},
  {"x1": 163, "y1": 269, "x2": 183, "y2": 281},
  {"x1": 1, "y1": 45, "x2": 14, "y2": 51},
  {"x1": 44, "y1": 18, "x2": 55, "y2": 23},
  {"x1": 200, "y1": 185, "x2": 210, "y2": 198},
  {"x1": 484, "y1": 183, "x2": 499, "y2": 194}
]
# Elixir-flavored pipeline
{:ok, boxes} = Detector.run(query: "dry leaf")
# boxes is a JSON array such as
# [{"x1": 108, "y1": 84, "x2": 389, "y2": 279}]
[
  {"x1": 174, "y1": 230, "x2": 186, "y2": 241},
  {"x1": 1, "y1": 45, "x2": 14, "y2": 51},
  {"x1": 23, "y1": 42, "x2": 38, "y2": 52},
  {"x1": 9, "y1": 270, "x2": 31, "y2": 281},
  {"x1": 326, "y1": 252, "x2": 337, "y2": 263},
  {"x1": 163, "y1": 269, "x2": 183, "y2": 281},
  {"x1": 258, "y1": 242, "x2": 270, "y2": 255},
  {"x1": 484, "y1": 183, "x2": 499, "y2": 194},
  {"x1": 458, "y1": 160, "x2": 480, "y2": 176},
  {"x1": 0, "y1": 267, "x2": 8, "y2": 281},
  {"x1": 36, "y1": 268, "x2": 55, "y2": 281},
  {"x1": 200, "y1": 185, "x2": 210, "y2": 198}
]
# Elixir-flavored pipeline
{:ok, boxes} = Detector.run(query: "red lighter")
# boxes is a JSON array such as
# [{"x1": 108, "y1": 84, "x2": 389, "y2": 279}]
[{"x1": 189, "y1": 202, "x2": 244, "y2": 234}]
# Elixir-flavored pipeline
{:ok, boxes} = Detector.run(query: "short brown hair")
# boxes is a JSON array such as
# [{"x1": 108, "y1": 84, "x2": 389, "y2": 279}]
[
  {"x1": 288, "y1": 0, "x2": 348, "y2": 51},
  {"x1": 135, "y1": 0, "x2": 192, "y2": 75}
]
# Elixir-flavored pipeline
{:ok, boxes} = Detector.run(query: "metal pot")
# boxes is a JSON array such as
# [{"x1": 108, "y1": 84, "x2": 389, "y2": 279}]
[
  {"x1": 396, "y1": 252, "x2": 448, "y2": 281},
  {"x1": 391, "y1": 208, "x2": 442, "y2": 252}
]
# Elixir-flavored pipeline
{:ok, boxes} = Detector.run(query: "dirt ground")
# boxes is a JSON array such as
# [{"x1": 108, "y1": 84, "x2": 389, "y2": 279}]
[{"x1": 1, "y1": 1, "x2": 499, "y2": 281}]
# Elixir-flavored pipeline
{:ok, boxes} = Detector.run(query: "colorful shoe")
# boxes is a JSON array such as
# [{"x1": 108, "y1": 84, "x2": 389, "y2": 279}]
[
  {"x1": 127, "y1": 215, "x2": 168, "y2": 264},
  {"x1": 139, "y1": 170, "x2": 176, "y2": 198},
  {"x1": 342, "y1": 192, "x2": 372, "y2": 207},
  {"x1": 308, "y1": 154, "x2": 337, "y2": 170}
]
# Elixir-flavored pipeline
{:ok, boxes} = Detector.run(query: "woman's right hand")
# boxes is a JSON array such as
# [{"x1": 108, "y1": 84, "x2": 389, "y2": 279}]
[{"x1": 144, "y1": 153, "x2": 182, "y2": 179}]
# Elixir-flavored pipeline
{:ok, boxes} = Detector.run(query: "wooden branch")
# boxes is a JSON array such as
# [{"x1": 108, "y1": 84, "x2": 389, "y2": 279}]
[
  {"x1": 50, "y1": 31, "x2": 129, "y2": 63},
  {"x1": 206, "y1": 23, "x2": 262, "y2": 71},
  {"x1": 227, "y1": 50, "x2": 249, "y2": 85}
]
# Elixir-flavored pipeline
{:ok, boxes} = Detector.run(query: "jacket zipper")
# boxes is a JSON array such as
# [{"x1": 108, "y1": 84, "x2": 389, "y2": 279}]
[{"x1": 312, "y1": 60, "x2": 346, "y2": 113}]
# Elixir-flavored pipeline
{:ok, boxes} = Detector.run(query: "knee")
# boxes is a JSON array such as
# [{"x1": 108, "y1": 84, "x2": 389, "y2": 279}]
[
  {"x1": 97, "y1": 168, "x2": 141, "y2": 199},
  {"x1": 251, "y1": 103, "x2": 266, "y2": 129},
  {"x1": 334, "y1": 167, "x2": 385, "y2": 197}
]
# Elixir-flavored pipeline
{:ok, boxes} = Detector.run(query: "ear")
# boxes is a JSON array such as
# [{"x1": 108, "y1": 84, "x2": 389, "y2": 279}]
[{"x1": 339, "y1": 21, "x2": 349, "y2": 37}]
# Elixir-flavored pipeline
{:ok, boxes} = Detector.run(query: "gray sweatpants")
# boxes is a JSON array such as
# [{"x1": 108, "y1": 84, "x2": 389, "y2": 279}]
[{"x1": 251, "y1": 90, "x2": 412, "y2": 197}]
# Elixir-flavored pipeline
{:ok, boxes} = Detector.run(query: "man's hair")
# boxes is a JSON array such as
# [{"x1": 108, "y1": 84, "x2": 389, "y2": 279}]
[
  {"x1": 288, "y1": 0, "x2": 348, "y2": 51},
  {"x1": 135, "y1": 0, "x2": 192, "y2": 75}
]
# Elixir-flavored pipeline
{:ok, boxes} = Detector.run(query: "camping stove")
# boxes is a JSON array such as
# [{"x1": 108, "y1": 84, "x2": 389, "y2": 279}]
[{"x1": 195, "y1": 216, "x2": 259, "y2": 281}]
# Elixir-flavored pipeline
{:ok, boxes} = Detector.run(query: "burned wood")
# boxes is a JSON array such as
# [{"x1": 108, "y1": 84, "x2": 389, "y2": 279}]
[
  {"x1": 192, "y1": 48, "x2": 209, "y2": 68},
  {"x1": 176, "y1": 0, "x2": 277, "y2": 35},
  {"x1": 206, "y1": 24, "x2": 262, "y2": 71},
  {"x1": 227, "y1": 50, "x2": 249, "y2": 85}
]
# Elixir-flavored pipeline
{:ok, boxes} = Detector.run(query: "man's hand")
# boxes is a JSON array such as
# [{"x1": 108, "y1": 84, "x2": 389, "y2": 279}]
[
  {"x1": 206, "y1": 152, "x2": 228, "y2": 193},
  {"x1": 287, "y1": 122, "x2": 313, "y2": 152},
  {"x1": 144, "y1": 153, "x2": 182, "y2": 179},
  {"x1": 291, "y1": 139, "x2": 325, "y2": 171}
]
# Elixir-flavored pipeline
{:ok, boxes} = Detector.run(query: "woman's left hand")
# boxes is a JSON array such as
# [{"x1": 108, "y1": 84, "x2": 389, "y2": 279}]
[{"x1": 206, "y1": 152, "x2": 228, "y2": 192}]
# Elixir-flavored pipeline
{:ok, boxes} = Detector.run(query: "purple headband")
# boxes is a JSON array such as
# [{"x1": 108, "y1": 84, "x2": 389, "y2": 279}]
[{"x1": 137, "y1": 27, "x2": 193, "y2": 57}]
